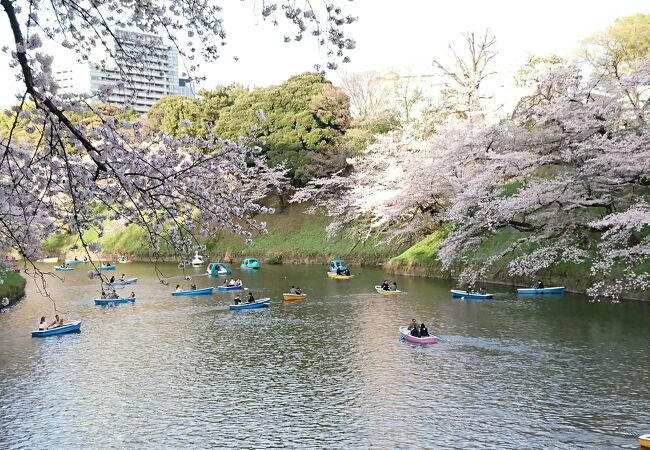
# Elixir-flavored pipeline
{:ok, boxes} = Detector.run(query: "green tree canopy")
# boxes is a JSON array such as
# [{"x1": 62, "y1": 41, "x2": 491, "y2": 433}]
[
  {"x1": 585, "y1": 13, "x2": 650, "y2": 67},
  {"x1": 148, "y1": 72, "x2": 351, "y2": 184}
]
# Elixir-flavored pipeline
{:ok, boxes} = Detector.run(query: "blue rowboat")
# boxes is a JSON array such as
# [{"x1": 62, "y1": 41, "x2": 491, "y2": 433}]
[
  {"x1": 171, "y1": 287, "x2": 214, "y2": 296},
  {"x1": 217, "y1": 285, "x2": 243, "y2": 291},
  {"x1": 450, "y1": 289, "x2": 493, "y2": 300},
  {"x1": 206, "y1": 262, "x2": 231, "y2": 276},
  {"x1": 97, "y1": 265, "x2": 116, "y2": 271},
  {"x1": 64, "y1": 259, "x2": 87, "y2": 265},
  {"x1": 517, "y1": 287, "x2": 565, "y2": 295},
  {"x1": 240, "y1": 258, "x2": 260, "y2": 270},
  {"x1": 229, "y1": 298, "x2": 271, "y2": 310},
  {"x1": 32, "y1": 321, "x2": 81, "y2": 337},
  {"x1": 53, "y1": 266, "x2": 74, "y2": 271},
  {"x1": 94, "y1": 297, "x2": 136, "y2": 306},
  {"x1": 107, "y1": 277, "x2": 138, "y2": 286}
]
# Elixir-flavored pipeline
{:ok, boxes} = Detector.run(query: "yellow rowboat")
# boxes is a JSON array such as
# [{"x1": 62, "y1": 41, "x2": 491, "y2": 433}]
[
  {"x1": 375, "y1": 286, "x2": 401, "y2": 296},
  {"x1": 283, "y1": 293, "x2": 307, "y2": 302},
  {"x1": 640, "y1": 434, "x2": 650, "y2": 448},
  {"x1": 37, "y1": 257, "x2": 59, "y2": 263},
  {"x1": 327, "y1": 272, "x2": 355, "y2": 280}
]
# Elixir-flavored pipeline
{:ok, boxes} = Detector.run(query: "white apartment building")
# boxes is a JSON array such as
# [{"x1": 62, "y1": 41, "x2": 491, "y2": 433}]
[{"x1": 54, "y1": 29, "x2": 194, "y2": 114}]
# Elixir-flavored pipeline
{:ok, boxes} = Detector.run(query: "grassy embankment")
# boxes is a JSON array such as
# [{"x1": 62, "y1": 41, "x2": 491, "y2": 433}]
[
  {"x1": 42, "y1": 204, "x2": 408, "y2": 265},
  {"x1": 0, "y1": 271, "x2": 27, "y2": 305},
  {"x1": 387, "y1": 226, "x2": 650, "y2": 297}
]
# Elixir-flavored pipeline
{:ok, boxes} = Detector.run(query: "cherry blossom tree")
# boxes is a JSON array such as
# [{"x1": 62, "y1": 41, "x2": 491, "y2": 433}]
[
  {"x1": 438, "y1": 54, "x2": 650, "y2": 300},
  {"x1": 0, "y1": 0, "x2": 356, "y2": 290},
  {"x1": 298, "y1": 47, "x2": 650, "y2": 300}
]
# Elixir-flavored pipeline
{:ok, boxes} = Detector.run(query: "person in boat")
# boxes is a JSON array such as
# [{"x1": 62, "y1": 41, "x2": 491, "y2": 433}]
[
  {"x1": 344, "y1": 268, "x2": 351, "y2": 276},
  {"x1": 290, "y1": 286, "x2": 297, "y2": 294},
  {"x1": 100, "y1": 291, "x2": 107, "y2": 299},
  {"x1": 120, "y1": 273, "x2": 126, "y2": 282},
  {"x1": 380, "y1": 280, "x2": 389, "y2": 291},
  {"x1": 466, "y1": 285, "x2": 474, "y2": 294},
  {"x1": 190, "y1": 283, "x2": 197, "y2": 290},
  {"x1": 247, "y1": 292, "x2": 255, "y2": 303},
  {"x1": 74, "y1": 257, "x2": 79, "y2": 261},
  {"x1": 235, "y1": 278, "x2": 242, "y2": 287},
  {"x1": 536, "y1": 279, "x2": 545, "y2": 289},
  {"x1": 296, "y1": 287, "x2": 303, "y2": 295},
  {"x1": 175, "y1": 284, "x2": 183, "y2": 292},
  {"x1": 109, "y1": 275, "x2": 115, "y2": 284},
  {"x1": 228, "y1": 279, "x2": 236, "y2": 287},
  {"x1": 223, "y1": 279, "x2": 229, "y2": 287},
  {"x1": 108, "y1": 290, "x2": 119, "y2": 299},
  {"x1": 336, "y1": 266, "x2": 343, "y2": 275},
  {"x1": 419, "y1": 323, "x2": 429, "y2": 337},
  {"x1": 392, "y1": 282, "x2": 398, "y2": 291},
  {"x1": 48, "y1": 314, "x2": 63, "y2": 329},
  {"x1": 407, "y1": 319, "x2": 418, "y2": 333},
  {"x1": 83, "y1": 257, "x2": 88, "y2": 262},
  {"x1": 233, "y1": 295, "x2": 241, "y2": 305},
  {"x1": 38, "y1": 317, "x2": 47, "y2": 330},
  {"x1": 129, "y1": 291, "x2": 135, "y2": 298}
]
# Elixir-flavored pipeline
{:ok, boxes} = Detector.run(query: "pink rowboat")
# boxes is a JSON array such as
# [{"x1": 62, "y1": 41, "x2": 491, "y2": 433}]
[{"x1": 399, "y1": 326, "x2": 439, "y2": 345}]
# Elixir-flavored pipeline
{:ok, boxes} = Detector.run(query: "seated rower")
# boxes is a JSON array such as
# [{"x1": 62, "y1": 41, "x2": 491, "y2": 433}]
[
  {"x1": 223, "y1": 279, "x2": 229, "y2": 287},
  {"x1": 233, "y1": 295, "x2": 241, "y2": 305},
  {"x1": 235, "y1": 279, "x2": 242, "y2": 287},
  {"x1": 48, "y1": 314, "x2": 63, "y2": 329},
  {"x1": 289, "y1": 286, "x2": 297, "y2": 294},
  {"x1": 175, "y1": 284, "x2": 183, "y2": 292},
  {"x1": 38, "y1": 316, "x2": 47, "y2": 330},
  {"x1": 108, "y1": 290, "x2": 119, "y2": 299},
  {"x1": 381, "y1": 280, "x2": 389, "y2": 291},
  {"x1": 247, "y1": 292, "x2": 255, "y2": 303},
  {"x1": 295, "y1": 287, "x2": 302, "y2": 295},
  {"x1": 109, "y1": 275, "x2": 115, "y2": 284},
  {"x1": 536, "y1": 279, "x2": 545, "y2": 289},
  {"x1": 419, "y1": 323, "x2": 429, "y2": 337},
  {"x1": 336, "y1": 266, "x2": 343, "y2": 275},
  {"x1": 228, "y1": 279, "x2": 236, "y2": 286},
  {"x1": 392, "y1": 282, "x2": 398, "y2": 291},
  {"x1": 344, "y1": 269, "x2": 351, "y2": 276},
  {"x1": 190, "y1": 283, "x2": 197, "y2": 290},
  {"x1": 100, "y1": 291, "x2": 107, "y2": 299},
  {"x1": 129, "y1": 291, "x2": 136, "y2": 298},
  {"x1": 120, "y1": 274, "x2": 126, "y2": 281},
  {"x1": 407, "y1": 319, "x2": 418, "y2": 332}
]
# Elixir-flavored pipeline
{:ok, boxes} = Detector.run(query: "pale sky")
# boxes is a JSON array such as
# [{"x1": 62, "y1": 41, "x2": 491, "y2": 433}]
[{"x1": 0, "y1": 0, "x2": 648, "y2": 109}]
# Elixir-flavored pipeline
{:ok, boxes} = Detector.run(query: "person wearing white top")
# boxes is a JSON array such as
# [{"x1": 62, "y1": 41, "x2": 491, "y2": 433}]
[
  {"x1": 235, "y1": 279, "x2": 242, "y2": 287},
  {"x1": 228, "y1": 279, "x2": 236, "y2": 286}
]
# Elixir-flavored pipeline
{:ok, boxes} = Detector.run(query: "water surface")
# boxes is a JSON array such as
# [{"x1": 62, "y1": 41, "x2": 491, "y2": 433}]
[{"x1": 1, "y1": 263, "x2": 648, "y2": 449}]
